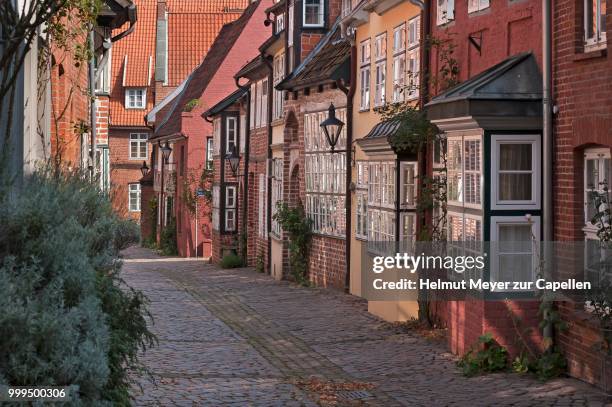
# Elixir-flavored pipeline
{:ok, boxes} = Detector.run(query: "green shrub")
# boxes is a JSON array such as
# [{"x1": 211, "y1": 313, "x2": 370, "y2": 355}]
[
  {"x1": 220, "y1": 253, "x2": 244, "y2": 269},
  {"x1": 458, "y1": 333, "x2": 508, "y2": 376},
  {"x1": 0, "y1": 167, "x2": 155, "y2": 405},
  {"x1": 160, "y1": 217, "x2": 178, "y2": 256},
  {"x1": 273, "y1": 202, "x2": 312, "y2": 285}
]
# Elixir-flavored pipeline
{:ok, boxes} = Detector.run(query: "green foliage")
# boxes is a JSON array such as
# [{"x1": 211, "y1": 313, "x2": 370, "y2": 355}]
[
  {"x1": 0, "y1": 167, "x2": 155, "y2": 405},
  {"x1": 512, "y1": 354, "x2": 531, "y2": 374},
  {"x1": 220, "y1": 253, "x2": 244, "y2": 269},
  {"x1": 376, "y1": 103, "x2": 439, "y2": 155},
  {"x1": 427, "y1": 35, "x2": 460, "y2": 91},
  {"x1": 532, "y1": 349, "x2": 567, "y2": 380},
  {"x1": 273, "y1": 202, "x2": 312, "y2": 285},
  {"x1": 458, "y1": 333, "x2": 508, "y2": 376},
  {"x1": 256, "y1": 252, "x2": 265, "y2": 273},
  {"x1": 160, "y1": 218, "x2": 178, "y2": 256},
  {"x1": 183, "y1": 99, "x2": 200, "y2": 112}
]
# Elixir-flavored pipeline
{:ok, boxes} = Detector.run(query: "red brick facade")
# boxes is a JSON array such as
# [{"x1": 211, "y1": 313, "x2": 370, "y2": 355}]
[{"x1": 552, "y1": 0, "x2": 612, "y2": 389}]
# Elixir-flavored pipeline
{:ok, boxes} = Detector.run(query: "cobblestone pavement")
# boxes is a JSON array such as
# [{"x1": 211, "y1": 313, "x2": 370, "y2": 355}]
[{"x1": 123, "y1": 247, "x2": 611, "y2": 406}]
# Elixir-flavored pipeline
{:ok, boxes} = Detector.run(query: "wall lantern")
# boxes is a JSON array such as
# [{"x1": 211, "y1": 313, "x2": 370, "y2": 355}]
[
  {"x1": 226, "y1": 144, "x2": 241, "y2": 176},
  {"x1": 140, "y1": 161, "x2": 149, "y2": 177},
  {"x1": 161, "y1": 142, "x2": 172, "y2": 163},
  {"x1": 320, "y1": 103, "x2": 345, "y2": 152}
]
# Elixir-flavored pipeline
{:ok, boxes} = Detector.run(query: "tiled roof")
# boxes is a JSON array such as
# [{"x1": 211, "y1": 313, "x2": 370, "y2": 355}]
[
  {"x1": 153, "y1": 1, "x2": 262, "y2": 138},
  {"x1": 277, "y1": 20, "x2": 350, "y2": 90},
  {"x1": 167, "y1": 12, "x2": 244, "y2": 86},
  {"x1": 109, "y1": 0, "x2": 157, "y2": 127},
  {"x1": 364, "y1": 119, "x2": 401, "y2": 139},
  {"x1": 109, "y1": 0, "x2": 250, "y2": 127}
]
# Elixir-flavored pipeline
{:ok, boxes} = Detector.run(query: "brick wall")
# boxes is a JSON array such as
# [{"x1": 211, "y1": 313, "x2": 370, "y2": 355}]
[
  {"x1": 552, "y1": 0, "x2": 612, "y2": 389},
  {"x1": 282, "y1": 85, "x2": 348, "y2": 289},
  {"x1": 109, "y1": 128, "x2": 150, "y2": 221}
]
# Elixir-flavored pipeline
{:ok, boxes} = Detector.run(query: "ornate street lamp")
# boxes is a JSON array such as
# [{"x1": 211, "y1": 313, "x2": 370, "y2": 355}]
[
  {"x1": 226, "y1": 144, "x2": 241, "y2": 176},
  {"x1": 320, "y1": 103, "x2": 345, "y2": 152},
  {"x1": 161, "y1": 142, "x2": 172, "y2": 163},
  {"x1": 140, "y1": 161, "x2": 149, "y2": 177}
]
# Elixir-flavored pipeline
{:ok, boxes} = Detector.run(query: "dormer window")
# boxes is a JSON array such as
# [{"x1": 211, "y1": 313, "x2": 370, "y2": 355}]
[
  {"x1": 276, "y1": 12, "x2": 285, "y2": 33},
  {"x1": 125, "y1": 88, "x2": 146, "y2": 109},
  {"x1": 304, "y1": 0, "x2": 324, "y2": 27}
]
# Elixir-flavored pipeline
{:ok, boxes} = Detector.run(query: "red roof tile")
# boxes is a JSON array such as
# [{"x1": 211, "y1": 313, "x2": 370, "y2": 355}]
[{"x1": 109, "y1": 0, "x2": 250, "y2": 127}]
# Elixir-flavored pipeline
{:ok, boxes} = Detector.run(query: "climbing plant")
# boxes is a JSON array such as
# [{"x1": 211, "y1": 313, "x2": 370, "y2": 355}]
[{"x1": 273, "y1": 202, "x2": 312, "y2": 286}]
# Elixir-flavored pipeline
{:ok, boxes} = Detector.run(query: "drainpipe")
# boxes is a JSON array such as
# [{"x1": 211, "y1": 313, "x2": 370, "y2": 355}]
[
  {"x1": 542, "y1": 0, "x2": 554, "y2": 343},
  {"x1": 88, "y1": 27, "x2": 97, "y2": 180},
  {"x1": 337, "y1": 42, "x2": 357, "y2": 293},
  {"x1": 234, "y1": 74, "x2": 253, "y2": 266},
  {"x1": 261, "y1": 54, "x2": 274, "y2": 275}
]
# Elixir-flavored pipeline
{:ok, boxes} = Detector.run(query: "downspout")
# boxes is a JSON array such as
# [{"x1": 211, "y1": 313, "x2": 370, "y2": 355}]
[
  {"x1": 88, "y1": 27, "x2": 97, "y2": 180},
  {"x1": 261, "y1": 54, "x2": 274, "y2": 275},
  {"x1": 542, "y1": 0, "x2": 554, "y2": 343},
  {"x1": 235, "y1": 76, "x2": 251, "y2": 265},
  {"x1": 337, "y1": 42, "x2": 357, "y2": 293}
]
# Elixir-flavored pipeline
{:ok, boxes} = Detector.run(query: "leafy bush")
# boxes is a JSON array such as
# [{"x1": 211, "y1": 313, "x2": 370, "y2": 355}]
[
  {"x1": 273, "y1": 202, "x2": 312, "y2": 285},
  {"x1": 160, "y1": 217, "x2": 178, "y2": 256},
  {"x1": 0, "y1": 168, "x2": 155, "y2": 405},
  {"x1": 220, "y1": 253, "x2": 244, "y2": 269},
  {"x1": 458, "y1": 333, "x2": 508, "y2": 376}
]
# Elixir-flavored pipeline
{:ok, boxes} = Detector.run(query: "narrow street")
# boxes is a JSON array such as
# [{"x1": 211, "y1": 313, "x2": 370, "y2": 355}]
[{"x1": 123, "y1": 247, "x2": 609, "y2": 406}]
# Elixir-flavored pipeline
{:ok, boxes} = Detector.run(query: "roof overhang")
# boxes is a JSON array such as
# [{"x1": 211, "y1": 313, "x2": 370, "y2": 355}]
[
  {"x1": 148, "y1": 133, "x2": 186, "y2": 144},
  {"x1": 98, "y1": 0, "x2": 136, "y2": 30},
  {"x1": 202, "y1": 88, "x2": 248, "y2": 119},
  {"x1": 426, "y1": 52, "x2": 543, "y2": 132}
]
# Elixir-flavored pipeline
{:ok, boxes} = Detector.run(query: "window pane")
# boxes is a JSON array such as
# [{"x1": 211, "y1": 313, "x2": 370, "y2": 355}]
[
  {"x1": 500, "y1": 144, "x2": 531, "y2": 171},
  {"x1": 499, "y1": 173, "x2": 532, "y2": 201}
]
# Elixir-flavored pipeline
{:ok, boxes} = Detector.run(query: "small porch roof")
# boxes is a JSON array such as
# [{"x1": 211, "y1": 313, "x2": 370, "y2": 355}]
[
  {"x1": 203, "y1": 87, "x2": 247, "y2": 119},
  {"x1": 426, "y1": 52, "x2": 543, "y2": 130}
]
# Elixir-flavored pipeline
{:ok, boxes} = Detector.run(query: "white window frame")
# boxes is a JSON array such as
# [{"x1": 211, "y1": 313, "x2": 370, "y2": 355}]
[
  {"x1": 129, "y1": 133, "x2": 148, "y2": 160},
  {"x1": 271, "y1": 158, "x2": 283, "y2": 237},
  {"x1": 406, "y1": 48, "x2": 420, "y2": 100},
  {"x1": 468, "y1": 0, "x2": 490, "y2": 14},
  {"x1": 583, "y1": 148, "x2": 611, "y2": 232},
  {"x1": 125, "y1": 88, "x2": 146, "y2": 109},
  {"x1": 359, "y1": 39, "x2": 371, "y2": 110},
  {"x1": 490, "y1": 216, "x2": 540, "y2": 292},
  {"x1": 273, "y1": 52, "x2": 285, "y2": 120},
  {"x1": 212, "y1": 185, "x2": 220, "y2": 231},
  {"x1": 491, "y1": 134, "x2": 541, "y2": 210},
  {"x1": 400, "y1": 212, "x2": 417, "y2": 243},
  {"x1": 447, "y1": 211, "x2": 483, "y2": 241},
  {"x1": 400, "y1": 162, "x2": 418, "y2": 209},
  {"x1": 206, "y1": 137, "x2": 214, "y2": 170},
  {"x1": 303, "y1": 0, "x2": 324, "y2": 27},
  {"x1": 407, "y1": 17, "x2": 420, "y2": 49},
  {"x1": 224, "y1": 185, "x2": 237, "y2": 232},
  {"x1": 437, "y1": 0, "x2": 455, "y2": 26},
  {"x1": 261, "y1": 79, "x2": 269, "y2": 127},
  {"x1": 225, "y1": 116, "x2": 238, "y2": 154},
  {"x1": 584, "y1": 0, "x2": 607, "y2": 50},
  {"x1": 447, "y1": 134, "x2": 482, "y2": 209},
  {"x1": 276, "y1": 12, "x2": 285, "y2": 34},
  {"x1": 128, "y1": 183, "x2": 141, "y2": 212}
]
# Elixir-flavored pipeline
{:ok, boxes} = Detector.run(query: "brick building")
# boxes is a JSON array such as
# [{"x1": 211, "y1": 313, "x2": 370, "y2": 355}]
[
  {"x1": 146, "y1": 0, "x2": 271, "y2": 257},
  {"x1": 552, "y1": 0, "x2": 611, "y2": 389},
  {"x1": 424, "y1": 0, "x2": 546, "y2": 358},
  {"x1": 109, "y1": 0, "x2": 248, "y2": 224}
]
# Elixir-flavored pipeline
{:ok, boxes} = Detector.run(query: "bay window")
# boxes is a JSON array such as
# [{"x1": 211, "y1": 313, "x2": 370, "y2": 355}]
[
  {"x1": 584, "y1": 0, "x2": 607, "y2": 49},
  {"x1": 271, "y1": 158, "x2": 283, "y2": 237},
  {"x1": 490, "y1": 216, "x2": 540, "y2": 291},
  {"x1": 447, "y1": 135, "x2": 481, "y2": 207},
  {"x1": 225, "y1": 185, "x2": 237, "y2": 232},
  {"x1": 304, "y1": 109, "x2": 347, "y2": 237},
  {"x1": 491, "y1": 134, "x2": 540, "y2": 209},
  {"x1": 304, "y1": 0, "x2": 324, "y2": 27},
  {"x1": 400, "y1": 162, "x2": 417, "y2": 208},
  {"x1": 360, "y1": 39, "x2": 371, "y2": 110},
  {"x1": 225, "y1": 116, "x2": 238, "y2": 154},
  {"x1": 356, "y1": 161, "x2": 369, "y2": 240},
  {"x1": 392, "y1": 24, "x2": 406, "y2": 103},
  {"x1": 437, "y1": 0, "x2": 455, "y2": 25},
  {"x1": 212, "y1": 185, "x2": 220, "y2": 230}
]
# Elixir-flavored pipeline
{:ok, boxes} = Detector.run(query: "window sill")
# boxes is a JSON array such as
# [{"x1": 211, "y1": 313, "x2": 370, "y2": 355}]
[
  {"x1": 573, "y1": 48, "x2": 607, "y2": 61},
  {"x1": 358, "y1": 107, "x2": 370, "y2": 113},
  {"x1": 271, "y1": 118, "x2": 284, "y2": 126}
]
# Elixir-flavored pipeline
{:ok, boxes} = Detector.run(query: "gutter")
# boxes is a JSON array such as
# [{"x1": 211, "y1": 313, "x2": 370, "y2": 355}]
[
  {"x1": 542, "y1": 0, "x2": 554, "y2": 343},
  {"x1": 261, "y1": 53, "x2": 274, "y2": 275},
  {"x1": 337, "y1": 41, "x2": 357, "y2": 293},
  {"x1": 234, "y1": 75, "x2": 252, "y2": 265}
]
